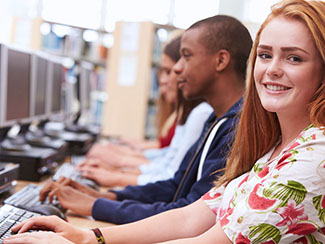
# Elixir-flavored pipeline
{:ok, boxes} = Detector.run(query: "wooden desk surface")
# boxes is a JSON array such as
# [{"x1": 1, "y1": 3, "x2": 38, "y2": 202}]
[{"x1": 15, "y1": 180, "x2": 114, "y2": 229}]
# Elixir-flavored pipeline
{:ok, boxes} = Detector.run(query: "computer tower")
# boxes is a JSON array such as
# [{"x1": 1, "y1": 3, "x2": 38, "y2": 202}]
[{"x1": 0, "y1": 147, "x2": 59, "y2": 181}]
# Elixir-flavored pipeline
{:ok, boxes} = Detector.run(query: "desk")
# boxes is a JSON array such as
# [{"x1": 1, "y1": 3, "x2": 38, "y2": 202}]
[{"x1": 15, "y1": 180, "x2": 114, "y2": 229}]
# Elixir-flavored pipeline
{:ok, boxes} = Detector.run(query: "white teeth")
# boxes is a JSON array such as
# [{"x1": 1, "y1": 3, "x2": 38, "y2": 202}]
[{"x1": 265, "y1": 85, "x2": 289, "y2": 91}]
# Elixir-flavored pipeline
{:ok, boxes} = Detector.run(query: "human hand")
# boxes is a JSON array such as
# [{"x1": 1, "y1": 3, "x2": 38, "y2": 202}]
[
  {"x1": 3, "y1": 216, "x2": 95, "y2": 244},
  {"x1": 40, "y1": 179, "x2": 96, "y2": 216},
  {"x1": 80, "y1": 165, "x2": 122, "y2": 187},
  {"x1": 41, "y1": 177, "x2": 100, "y2": 199},
  {"x1": 77, "y1": 157, "x2": 116, "y2": 171},
  {"x1": 4, "y1": 231, "x2": 75, "y2": 244},
  {"x1": 40, "y1": 177, "x2": 116, "y2": 201},
  {"x1": 86, "y1": 143, "x2": 115, "y2": 159},
  {"x1": 86, "y1": 143, "x2": 144, "y2": 168}
]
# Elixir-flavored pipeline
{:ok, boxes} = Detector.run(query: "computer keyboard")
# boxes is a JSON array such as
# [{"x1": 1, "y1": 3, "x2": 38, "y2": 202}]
[
  {"x1": 70, "y1": 154, "x2": 86, "y2": 165},
  {"x1": 53, "y1": 163, "x2": 99, "y2": 190},
  {"x1": 3, "y1": 184, "x2": 62, "y2": 212},
  {"x1": 0, "y1": 204, "x2": 41, "y2": 242}
]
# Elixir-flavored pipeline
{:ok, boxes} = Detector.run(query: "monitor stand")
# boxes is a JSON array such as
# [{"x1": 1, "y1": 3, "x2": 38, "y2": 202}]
[{"x1": 65, "y1": 112, "x2": 100, "y2": 139}]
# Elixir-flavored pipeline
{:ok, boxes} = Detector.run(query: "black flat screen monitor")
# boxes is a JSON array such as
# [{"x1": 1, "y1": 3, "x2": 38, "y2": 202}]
[
  {"x1": 30, "y1": 53, "x2": 48, "y2": 120},
  {"x1": 46, "y1": 58, "x2": 64, "y2": 121},
  {"x1": 0, "y1": 44, "x2": 3, "y2": 127},
  {"x1": 79, "y1": 61, "x2": 94, "y2": 113},
  {"x1": 0, "y1": 46, "x2": 32, "y2": 127},
  {"x1": 52, "y1": 62, "x2": 62, "y2": 113}
]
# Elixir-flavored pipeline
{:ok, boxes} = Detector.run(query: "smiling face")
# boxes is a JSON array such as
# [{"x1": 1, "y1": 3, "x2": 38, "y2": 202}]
[
  {"x1": 254, "y1": 16, "x2": 323, "y2": 118},
  {"x1": 173, "y1": 27, "x2": 217, "y2": 100}
]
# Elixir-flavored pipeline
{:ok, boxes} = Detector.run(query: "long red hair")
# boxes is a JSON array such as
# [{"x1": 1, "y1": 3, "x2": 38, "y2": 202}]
[{"x1": 216, "y1": 0, "x2": 325, "y2": 187}]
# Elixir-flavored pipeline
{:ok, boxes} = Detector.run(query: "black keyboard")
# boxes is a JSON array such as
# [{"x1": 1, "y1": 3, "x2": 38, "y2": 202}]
[
  {"x1": 3, "y1": 184, "x2": 62, "y2": 212},
  {"x1": 53, "y1": 163, "x2": 99, "y2": 190},
  {"x1": 0, "y1": 204, "x2": 41, "y2": 242}
]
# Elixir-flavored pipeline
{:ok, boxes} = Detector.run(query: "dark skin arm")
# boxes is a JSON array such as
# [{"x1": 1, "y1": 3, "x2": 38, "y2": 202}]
[{"x1": 39, "y1": 177, "x2": 117, "y2": 216}]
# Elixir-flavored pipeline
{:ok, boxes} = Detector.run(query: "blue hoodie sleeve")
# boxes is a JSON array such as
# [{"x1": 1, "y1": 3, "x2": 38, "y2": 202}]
[
  {"x1": 111, "y1": 142, "x2": 197, "y2": 204},
  {"x1": 91, "y1": 105, "x2": 241, "y2": 225},
  {"x1": 91, "y1": 128, "x2": 232, "y2": 224}
]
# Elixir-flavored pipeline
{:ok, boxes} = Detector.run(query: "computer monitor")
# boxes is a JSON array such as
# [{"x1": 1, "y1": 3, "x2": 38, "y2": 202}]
[
  {"x1": 0, "y1": 44, "x2": 4, "y2": 128},
  {"x1": 30, "y1": 52, "x2": 50, "y2": 121},
  {"x1": 79, "y1": 61, "x2": 94, "y2": 114},
  {"x1": 0, "y1": 45, "x2": 33, "y2": 128},
  {"x1": 46, "y1": 57, "x2": 64, "y2": 120}
]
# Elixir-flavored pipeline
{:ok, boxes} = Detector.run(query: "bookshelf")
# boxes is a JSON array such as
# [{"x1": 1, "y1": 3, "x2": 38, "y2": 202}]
[
  {"x1": 101, "y1": 21, "x2": 177, "y2": 140},
  {"x1": 39, "y1": 20, "x2": 110, "y2": 67}
]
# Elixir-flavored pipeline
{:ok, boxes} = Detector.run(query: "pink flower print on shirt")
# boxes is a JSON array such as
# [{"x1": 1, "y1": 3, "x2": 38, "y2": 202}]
[
  {"x1": 248, "y1": 184, "x2": 277, "y2": 210},
  {"x1": 286, "y1": 222, "x2": 318, "y2": 235},
  {"x1": 258, "y1": 166, "x2": 269, "y2": 178},
  {"x1": 287, "y1": 142, "x2": 301, "y2": 152},
  {"x1": 274, "y1": 141, "x2": 301, "y2": 171},
  {"x1": 276, "y1": 199, "x2": 307, "y2": 227},
  {"x1": 202, "y1": 191, "x2": 221, "y2": 201},
  {"x1": 219, "y1": 195, "x2": 235, "y2": 227},
  {"x1": 293, "y1": 236, "x2": 308, "y2": 244},
  {"x1": 275, "y1": 152, "x2": 293, "y2": 170},
  {"x1": 234, "y1": 232, "x2": 251, "y2": 244},
  {"x1": 235, "y1": 232, "x2": 277, "y2": 244},
  {"x1": 219, "y1": 207, "x2": 234, "y2": 226},
  {"x1": 238, "y1": 174, "x2": 249, "y2": 188},
  {"x1": 276, "y1": 199, "x2": 317, "y2": 235},
  {"x1": 202, "y1": 189, "x2": 223, "y2": 215}
]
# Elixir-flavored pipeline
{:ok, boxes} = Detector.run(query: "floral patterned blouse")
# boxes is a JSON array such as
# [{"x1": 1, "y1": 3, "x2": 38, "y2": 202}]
[{"x1": 202, "y1": 125, "x2": 325, "y2": 243}]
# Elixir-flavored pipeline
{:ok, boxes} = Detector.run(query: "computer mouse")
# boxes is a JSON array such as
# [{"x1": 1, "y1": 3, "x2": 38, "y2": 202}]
[
  {"x1": 80, "y1": 178, "x2": 99, "y2": 191},
  {"x1": 31, "y1": 204, "x2": 66, "y2": 220}
]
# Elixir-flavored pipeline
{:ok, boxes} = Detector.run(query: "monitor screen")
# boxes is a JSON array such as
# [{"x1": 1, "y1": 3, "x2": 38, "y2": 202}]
[
  {"x1": 30, "y1": 53, "x2": 48, "y2": 119},
  {"x1": 79, "y1": 62, "x2": 94, "y2": 113},
  {"x1": 0, "y1": 44, "x2": 4, "y2": 127},
  {"x1": 52, "y1": 62, "x2": 62, "y2": 113},
  {"x1": 4, "y1": 47, "x2": 31, "y2": 126}
]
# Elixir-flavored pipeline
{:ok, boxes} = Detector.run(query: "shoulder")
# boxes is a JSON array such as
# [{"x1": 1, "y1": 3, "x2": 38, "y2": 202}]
[
  {"x1": 183, "y1": 103, "x2": 213, "y2": 129},
  {"x1": 188, "y1": 102, "x2": 213, "y2": 117},
  {"x1": 287, "y1": 125, "x2": 325, "y2": 152}
]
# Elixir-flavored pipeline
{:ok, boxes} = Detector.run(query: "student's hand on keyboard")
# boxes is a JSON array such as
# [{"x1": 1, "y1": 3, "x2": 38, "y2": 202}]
[
  {"x1": 3, "y1": 216, "x2": 94, "y2": 244},
  {"x1": 77, "y1": 157, "x2": 117, "y2": 171},
  {"x1": 40, "y1": 177, "x2": 105, "y2": 200},
  {"x1": 39, "y1": 180, "x2": 96, "y2": 216},
  {"x1": 3, "y1": 231, "x2": 75, "y2": 244},
  {"x1": 86, "y1": 144, "x2": 137, "y2": 169},
  {"x1": 80, "y1": 165, "x2": 134, "y2": 187}
]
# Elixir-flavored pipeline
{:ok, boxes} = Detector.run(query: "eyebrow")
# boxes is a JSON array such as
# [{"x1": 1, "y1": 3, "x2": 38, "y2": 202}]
[{"x1": 257, "y1": 44, "x2": 310, "y2": 55}]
